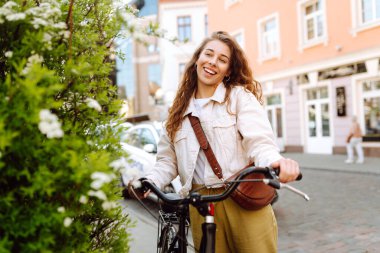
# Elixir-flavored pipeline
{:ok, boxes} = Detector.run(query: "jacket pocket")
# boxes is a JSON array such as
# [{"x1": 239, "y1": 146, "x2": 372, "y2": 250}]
[
  {"x1": 212, "y1": 116, "x2": 237, "y2": 146},
  {"x1": 174, "y1": 130, "x2": 188, "y2": 157},
  {"x1": 174, "y1": 130, "x2": 187, "y2": 142}
]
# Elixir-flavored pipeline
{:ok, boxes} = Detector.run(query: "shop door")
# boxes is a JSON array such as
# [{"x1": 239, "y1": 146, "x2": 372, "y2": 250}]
[
  {"x1": 266, "y1": 94, "x2": 284, "y2": 152},
  {"x1": 305, "y1": 87, "x2": 332, "y2": 154}
]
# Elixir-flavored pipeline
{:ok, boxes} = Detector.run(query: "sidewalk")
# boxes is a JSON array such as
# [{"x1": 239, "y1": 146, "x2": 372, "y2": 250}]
[{"x1": 283, "y1": 152, "x2": 380, "y2": 175}]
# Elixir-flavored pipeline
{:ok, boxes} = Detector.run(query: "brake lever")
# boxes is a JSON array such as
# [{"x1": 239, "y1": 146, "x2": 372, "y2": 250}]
[
  {"x1": 266, "y1": 167, "x2": 310, "y2": 201},
  {"x1": 280, "y1": 183, "x2": 310, "y2": 201}
]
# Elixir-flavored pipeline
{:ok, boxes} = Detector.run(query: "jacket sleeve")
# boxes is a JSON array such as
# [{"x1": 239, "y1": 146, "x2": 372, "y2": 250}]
[
  {"x1": 145, "y1": 126, "x2": 179, "y2": 190},
  {"x1": 236, "y1": 89, "x2": 283, "y2": 167}
]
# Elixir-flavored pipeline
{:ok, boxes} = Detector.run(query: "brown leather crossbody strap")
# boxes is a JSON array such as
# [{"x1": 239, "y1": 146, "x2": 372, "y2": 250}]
[{"x1": 188, "y1": 115, "x2": 224, "y2": 180}]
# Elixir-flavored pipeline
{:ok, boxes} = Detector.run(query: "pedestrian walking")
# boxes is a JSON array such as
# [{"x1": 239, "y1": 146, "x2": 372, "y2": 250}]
[
  {"x1": 129, "y1": 31, "x2": 301, "y2": 253},
  {"x1": 345, "y1": 116, "x2": 364, "y2": 164}
]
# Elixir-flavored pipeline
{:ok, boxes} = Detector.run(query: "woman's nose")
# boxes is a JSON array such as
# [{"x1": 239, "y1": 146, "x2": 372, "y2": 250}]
[{"x1": 209, "y1": 57, "x2": 217, "y2": 66}]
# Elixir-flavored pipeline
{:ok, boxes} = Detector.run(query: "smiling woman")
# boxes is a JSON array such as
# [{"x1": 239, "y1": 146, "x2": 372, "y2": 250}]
[{"x1": 130, "y1": 31, "x2": 301, "y2": 253}]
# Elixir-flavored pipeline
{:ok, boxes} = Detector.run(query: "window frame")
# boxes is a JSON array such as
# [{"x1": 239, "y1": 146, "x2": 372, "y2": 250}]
[
  {"x1": 177, "y1": 15, "x2": 192, "y2": 42},
  {"x1": 297, "y1": 0, "x2": 328, "y2": 51},
  {"x1": 350, "y1": 0, "x2": 380, "y2": 36},
  {"x1": 257, "y1": 13, "x2": 281, "y2": 62},
  {"x1": 230, "y1": 28, "x2": 245, "y2": 49},
  {"x1": 361, "y1": 78, "x2": 380, "y2": 142}
]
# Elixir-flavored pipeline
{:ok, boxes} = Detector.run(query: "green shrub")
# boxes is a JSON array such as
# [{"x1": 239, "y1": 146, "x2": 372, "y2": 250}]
[{"x1": 0, "y1": 0, "x2": 157, "y2": 252}]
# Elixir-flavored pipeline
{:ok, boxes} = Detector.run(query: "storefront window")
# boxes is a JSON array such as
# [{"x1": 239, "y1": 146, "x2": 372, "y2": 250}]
[
  {"x1": 321, "y1": 103, "x2": 330, "y2": 136},
  {"x1": 308, "y1": 104, "x2": 317, "y2": 137},
  {"x1": 362, "y1": 79, "x2": 380, "y2": 141},
  {"x1": 265, "y1": 94, "x2": 283, "y2": 139},
  {"x1": 267, "y1": 94, "x2": 281, "y2": 105},
  {"x1": 306, "y1": 86, "x2": 328, "y2": 100},
  {"x1": 276, "y1": 107, "x2": 283, "y2": 138}
]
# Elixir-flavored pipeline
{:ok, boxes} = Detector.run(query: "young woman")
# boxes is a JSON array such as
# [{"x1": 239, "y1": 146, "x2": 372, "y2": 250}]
[{"x1": 138, "y1": 31, "x2": 300, "y2": 252}]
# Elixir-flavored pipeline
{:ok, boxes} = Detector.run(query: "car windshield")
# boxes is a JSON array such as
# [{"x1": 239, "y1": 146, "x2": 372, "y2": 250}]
[{"x1": 121, "y1": 121, "x2": 163, "y2": 152}]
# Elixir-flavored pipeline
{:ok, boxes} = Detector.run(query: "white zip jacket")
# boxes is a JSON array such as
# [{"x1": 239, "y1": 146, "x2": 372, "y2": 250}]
[{"x1": 145, "y1": 83, "x2": 283, "y2": 196}]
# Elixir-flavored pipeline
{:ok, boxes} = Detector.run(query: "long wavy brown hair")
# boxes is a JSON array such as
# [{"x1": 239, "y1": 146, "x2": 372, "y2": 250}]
[{"x1": 166, "y1": 31, "x2": 263, "y2": 142}]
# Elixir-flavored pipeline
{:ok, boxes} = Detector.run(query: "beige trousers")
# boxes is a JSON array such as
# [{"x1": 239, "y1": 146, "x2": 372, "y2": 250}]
[{"x1": 189, "y1": 185, "x2": 278, "y2": 253}]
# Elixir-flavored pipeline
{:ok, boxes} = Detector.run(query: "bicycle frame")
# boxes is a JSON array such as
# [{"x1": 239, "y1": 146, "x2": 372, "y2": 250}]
[{"x1": 141, "y1": 166, "x2": 308, "y2": 253}]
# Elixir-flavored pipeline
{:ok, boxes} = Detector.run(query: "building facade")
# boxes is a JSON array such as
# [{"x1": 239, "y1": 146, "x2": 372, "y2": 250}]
[
  {"x1": 116, "y1": 0, "x2": 161, "y2": 120},
  {"x1": 158, "y1": 0, "x2": 208, "y2": 119},
  {"x1": 207, "y1": 0, "x2": 380, "y2": 156}
]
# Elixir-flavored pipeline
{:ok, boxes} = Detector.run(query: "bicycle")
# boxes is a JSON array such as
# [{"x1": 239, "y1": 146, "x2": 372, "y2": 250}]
[{"x1": 131, "y1": 166, "x2": 309, "y2": 253}]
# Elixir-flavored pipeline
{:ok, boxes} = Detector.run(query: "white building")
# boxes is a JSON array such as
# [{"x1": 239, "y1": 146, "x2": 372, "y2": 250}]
[{"x1": 158, "y1": 0, "x2": 208, "y2": 113}]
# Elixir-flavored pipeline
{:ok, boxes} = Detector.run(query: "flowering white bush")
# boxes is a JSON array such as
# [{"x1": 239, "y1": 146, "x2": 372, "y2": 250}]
[{"x1": 0, "y1": 0, "x2": 164, "y2": 251}]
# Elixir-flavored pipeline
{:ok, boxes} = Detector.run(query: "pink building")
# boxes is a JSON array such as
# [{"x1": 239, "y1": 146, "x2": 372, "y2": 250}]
[{"x1": 207, "y1": 0, "x2": 380, "y2": 157}]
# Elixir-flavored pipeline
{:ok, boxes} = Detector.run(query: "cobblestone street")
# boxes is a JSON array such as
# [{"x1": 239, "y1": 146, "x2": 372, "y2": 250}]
[{"x1": 275, "y1": 169, "x2": 380, "y2": 253}]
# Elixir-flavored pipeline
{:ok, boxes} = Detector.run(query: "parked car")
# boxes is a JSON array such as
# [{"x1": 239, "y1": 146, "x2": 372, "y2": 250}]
[{"x1": 120, "y1": 121, "x2": 182, "y2": 199}]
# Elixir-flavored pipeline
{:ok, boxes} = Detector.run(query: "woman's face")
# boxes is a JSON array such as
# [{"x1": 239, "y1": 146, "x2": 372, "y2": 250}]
[{"x1": 196, "y1": 40, "x2": 231, "y2": 89}]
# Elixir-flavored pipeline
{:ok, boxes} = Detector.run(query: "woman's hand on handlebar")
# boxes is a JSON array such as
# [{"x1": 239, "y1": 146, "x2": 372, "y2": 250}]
[
  {"x1": 271, "y1": 158, "x2": 300, "y2": 183},
  {"x1": 128, "y1": 178, "x2": 151, "y2": 199}
]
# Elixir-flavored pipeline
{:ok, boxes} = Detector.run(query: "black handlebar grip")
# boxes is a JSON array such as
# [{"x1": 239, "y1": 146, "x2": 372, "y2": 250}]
[{"x1": 273, "y1": 168, "x2": 303, "y2": 181}]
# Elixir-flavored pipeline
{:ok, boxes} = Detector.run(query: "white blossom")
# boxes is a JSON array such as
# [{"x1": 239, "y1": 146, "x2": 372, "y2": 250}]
[
  {"x1": 22, "y1": 54, "x2": 44, "y2": 75},
  {"x1": 31, "y1": 17, "x2": 48, "y2": 29},
  {"x1": 38, "y1": 109, "x2": 64, "y2": 139},
  {"x1": 63, "y1": 217, "x2": 73, "y2": 227},
  {"x1": 86, "y1": 98, "x2": 102, "y2": 112},
  {"x1": 124, "y1": 166, "x2": 140, "y2": 179},
  {"x1": 52, "y1": 22, "x2": 67, "y2": 29},
  {"x1": 102, "y1": 201, "x2": 118, "y2": 210},
  {"x1": 0, "y1": 1, "x2": 18, "y2": 20},
  {"x1": 6, "y1": 13, "x2": 26, "y2": 21},
  {"x1": 5, "y1": 51, "x2": 13, "y2": 58},
  {"x1": 90, "y1": 172, "x2": 115, "y2": 189},
  {"x1": 57, "y1": 206, "x2": 65, "y2": 213},
  {"x1": 43, "y1": 32, "x2": 52, "y2": 43},
  {"x1": 2, "y1": 1, "x2": 18, "y2": 9},
  {"x1": 79, "y1": 195, "x2": 88, "y2": 204},
  {"x1": 109, "y1": 157, "x2": 129, "y2": 171},
  {"x1": 88, "y1": 190, "x2": 107, "y2": 201},
  {"x1": 80, "y1": 20, "x2": 88, "y2": 27}
]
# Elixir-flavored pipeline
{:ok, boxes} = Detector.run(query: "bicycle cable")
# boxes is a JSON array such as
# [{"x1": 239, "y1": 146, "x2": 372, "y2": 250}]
[{"x1": 130, "y1": 187, "x2": 159, "y2": 220}]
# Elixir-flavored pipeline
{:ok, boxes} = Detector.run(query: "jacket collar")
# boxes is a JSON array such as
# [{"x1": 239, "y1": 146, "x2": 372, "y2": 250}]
[{"x1": 184, "y1": 82, "x2": 226, "y2": 117}]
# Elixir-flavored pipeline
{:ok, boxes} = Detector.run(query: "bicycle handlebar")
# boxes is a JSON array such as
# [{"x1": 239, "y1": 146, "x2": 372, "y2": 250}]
[{"x1": 141, "y1": 166, "x2": 306, "y2": 206}]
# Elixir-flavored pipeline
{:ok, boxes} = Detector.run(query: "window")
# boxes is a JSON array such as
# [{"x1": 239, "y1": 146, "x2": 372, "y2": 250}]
[
  {"x1": 148, "y1": 64, "x2": 161, "y2": 86},
  {"x1": 126, "y1": 129, "x2": 142, "y2": 148},
  {"x1": 205, "y1": 14, "x2": 208, "y2": 36},
  {"x1": 306, "y1": 86, "x2": 328, "y2": 100},
  {"x1": 266, "y1": 94, "x2": 283, "y2": 138},
  {"x1": 231, "y1": 29, "x2": 245, "y2": 49},
  {"x1": 258, "y1": 14, "x2": 280, "y2": 60},
  {"x1": 351, "y1": 0, "x2": 380, "y2": 34},
  {"x1": 179, "y1": 63, "x2": 186, "y2": 79},
  {"x1": 177, "y1": 16, "x2": 191, "y2": 42},
  {"x1": 360, "y1": 0, "x2": 380, "y2": 25},
  {"x1": 362, "y1": 79, "x2": 380, "y2": 141},
  {"x1": 234, "y1": 32, "x2": 244, "y2": 48},
  {"x1": 298, "y1": 0, "x2": 327, "y2": 48}
]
